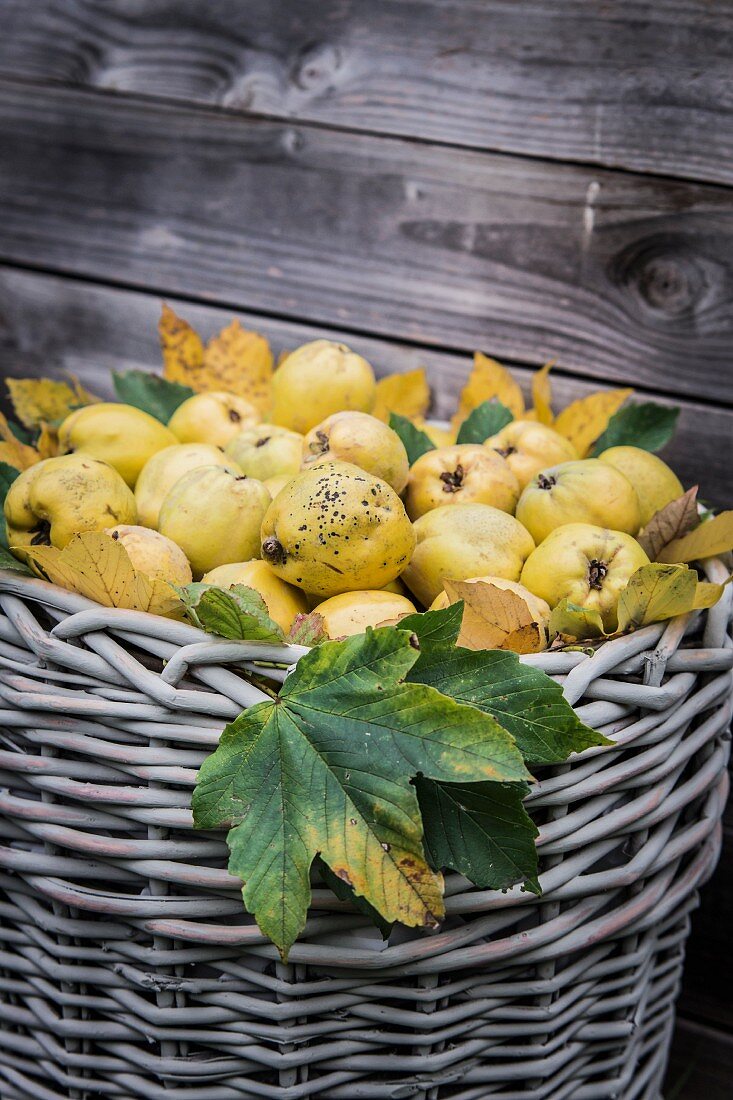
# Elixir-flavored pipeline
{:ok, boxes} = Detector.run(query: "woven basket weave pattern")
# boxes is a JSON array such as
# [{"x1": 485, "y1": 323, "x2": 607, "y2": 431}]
[{"x1": 0, "y1": 565, "x2": 730, "y2": 1100}]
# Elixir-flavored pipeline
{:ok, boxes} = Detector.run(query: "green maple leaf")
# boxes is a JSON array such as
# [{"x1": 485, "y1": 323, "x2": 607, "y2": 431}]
[
  {"x1": 406, "y1": 632, "x2": 608, "y2": 766},
  {"x1": 416, "y1": 778, "x2": 540, "y2": 894},
  {"x1": 192, "y1": 627, "x2": 530, "y2": 959}
]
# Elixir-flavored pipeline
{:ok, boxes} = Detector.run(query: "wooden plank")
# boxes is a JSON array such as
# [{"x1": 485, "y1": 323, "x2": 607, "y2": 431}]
[
  {"x1": 0, "y1": 83, "x2": 731, "y2": 410},
  {"x1": 665, "y1": 1019, "x2": 733, "y2": 1100},
  {"x1": 1, "y1": 1, "x2": 732, "y2": 184},
  {"x1": 0, "y1": 266, "x2": 730, "y2": 506}
]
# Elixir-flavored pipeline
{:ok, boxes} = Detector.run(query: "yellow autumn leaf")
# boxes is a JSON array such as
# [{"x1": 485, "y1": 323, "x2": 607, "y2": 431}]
[
  {"x1": 203, "y1": 319, "x2": 273, "y2": 414},
  {"x1": 452, "y1": 352, "x2": 525, "y2": 431},
  {"x1": 0, "y1": 412, "x2": 40, "y2": 470},
  {"x1": 159, "y1": 303, "x2": 205, "y2": 386},
  {"x1": 531, "y1": 361, "x2": 555, "y2": 425},
  {"x1": 692, "y1": 580, "x2": 726, "y2": 610},
  {"x1": 21, "y1": 533, "x2": 184, "y2": 618},
  {"x1": 443, "y1": 578, "x2": 545, "y2": 653},
  {"x1": 6, "y1": 376, "x2": 98, "y2": 430},
  {"x1": 616, "y1": 563, "x2": 697, "y2": 632},
  {"x1": 554, "y1": 388, "x2": 633, "y2": 457},
  {"x1": 36, "y1": 422, "x2": 60, "y2": 460},
  {"x1": 373, "y1": 369, "x2": 431, "y2": 422},
  {"x1": 160, "y1": 305, "x2": 273, "y2": 414},
  {"x1": 548, "y1": 600, "x2": 607, "y2": 641},
  {"x1": 656, "y1": 511, "x2": 733, "y2": 564}
]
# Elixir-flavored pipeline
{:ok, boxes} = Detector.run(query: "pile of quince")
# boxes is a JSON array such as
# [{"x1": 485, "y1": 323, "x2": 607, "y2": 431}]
[{"x1": 1, "y1": 308, "x2": 728, "y2": 650}]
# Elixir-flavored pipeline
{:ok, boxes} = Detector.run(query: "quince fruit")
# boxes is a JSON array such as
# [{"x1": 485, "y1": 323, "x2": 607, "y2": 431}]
[
  {"x1": 5, "y1": 454, "x2": 136, "y2": 552},
  {"x1": 158, "y1": 466, "x2": 270, "y2": 578},
  {"x1": 484, "y1": 420, "x2": 578, "y2": 489},
  {"x1": 405, "y1": 444, "x2": 520, "y2": 520},
  {"x1": 58, "y1": 403, "x2": 177, "y2": 487},
  {"x1": 516, "y1": 459, "x2": 641, "y2": 544},
  {"x1": 167, "y1": 392, "x2": 260, "y2": 447},
  {"x1": 302, "y1": 411, "x2": 409, "y2": 493},
  {"x1": 271, "y1": 340, "x2": 376, "y2": 434},
  {"x1": 312, "y1": 590, "x2": 417, "y2": 638},
  {"x1": 105, "y1": 524, "x2": 192, "y2": 585},
  {"x1": 135, "y1": 443, "x2": 240, "y2": 529},
  {"x1": 226, "y1": 425, "x2": 303, "y2": 482},
  {"x1": 201, "y1": 560, "x2": 308, "y2": 632},
  {"x1": 402, "y1": 503, "x2": 535, "y2": 607},
  {"x1": 597, "y1": 446, "x2": 683, "y2": 527},
  {"x1": 521, "y1": 523, "x2": 650, "y2": 631},
  {"x1": 260, "y1": 461, "x2": 415, "y2": 598},
  {"x1": 430, "y1": 575, "x2": 551, "y2": 630}
]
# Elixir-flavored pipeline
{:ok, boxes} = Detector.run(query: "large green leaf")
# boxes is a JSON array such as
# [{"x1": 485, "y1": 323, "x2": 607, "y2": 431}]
[
  {"x1": 417, "y1": 778, "x2": 540, "y2": 894},
  {"x1": 388, "y1": 413, "x2": 435, "y2": 465},
  {"x1": 456, "y1": 399, "x2": 513, "y2": 445},
  {"x1": 192, "y1": 628, "x2": 530, "y2": 959},
  {"x1": 178, "y1": 583, "x2": 285, "y2": 642},
  {"x1": 591, "y1": 402, "x2": 679, "y2": 455},
  {"x1": 0, "y1": 462, "x2": 20, "y2": 550},
  {"x1": 113, "y1": 370, "x2": 194, "y2": 423},
  {"x1": 408, "y1": 645, "x2": 607, "y2": 765}
]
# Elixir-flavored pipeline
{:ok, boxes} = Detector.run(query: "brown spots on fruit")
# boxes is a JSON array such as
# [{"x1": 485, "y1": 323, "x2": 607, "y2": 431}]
[
  {"x1": 228, "y1": 409, "x2": 241, "y2": 423},
  {"x1": 537, "y1": 473, "x2": 556, "y2": 490}
]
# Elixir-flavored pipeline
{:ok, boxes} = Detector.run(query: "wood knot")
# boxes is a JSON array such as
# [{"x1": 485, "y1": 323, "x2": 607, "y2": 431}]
[
  {"x1": 292, "y1": 42, "x2": 342, "y2": 92},
  {"x1": 609, "y1": 234, "x2": 706, "y2": 318}
]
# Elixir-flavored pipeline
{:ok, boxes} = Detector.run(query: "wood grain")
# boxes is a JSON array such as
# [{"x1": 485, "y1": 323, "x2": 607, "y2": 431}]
[
  {"x1": 0, "y1": 267, "x2": 730, "y2": 506},
  {"x1": 0, "y1": 81, "x2": 731, "y2": 408},
  {"x1": 1, "y1": 1, "x2": 732, "y2": 184}
]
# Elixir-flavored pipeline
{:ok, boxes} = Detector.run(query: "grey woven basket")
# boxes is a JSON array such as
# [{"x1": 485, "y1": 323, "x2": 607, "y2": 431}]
[{"x1": 0, "y1": 560, "x2": 730, "y2": 1100}]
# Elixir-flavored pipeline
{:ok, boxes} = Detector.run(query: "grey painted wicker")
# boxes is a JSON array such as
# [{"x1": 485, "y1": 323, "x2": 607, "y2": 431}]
[{"x1": 0, "y1": 562, "x2": 730, "y2": 1100}]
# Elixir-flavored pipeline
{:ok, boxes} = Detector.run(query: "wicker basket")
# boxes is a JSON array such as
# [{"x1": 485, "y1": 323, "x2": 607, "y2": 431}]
[{"x1": 0, "y1": 561, "x2": 730, "y2": 1100}]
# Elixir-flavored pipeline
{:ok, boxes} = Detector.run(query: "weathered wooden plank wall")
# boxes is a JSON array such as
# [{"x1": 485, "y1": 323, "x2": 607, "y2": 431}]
[{"x1": 0, "y1": 1, "x2": 730, "y2": 1085}]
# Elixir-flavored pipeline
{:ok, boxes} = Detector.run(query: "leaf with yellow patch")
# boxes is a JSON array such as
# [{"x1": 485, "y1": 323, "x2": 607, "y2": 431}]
[
  {"x1": 452, "y1": 352, "x2": 525, "y2": 431},
  {"x1": 6, "y1": 377, "x2": 98, "y2": 430},
  {"x1": 22, "y1": 533, "x2": 183, "y2": 618},
  {"x1": 192, "y1": 628, "x2": 530, "y2": 959},
  {"x1": 554, "y1": 388, "x2": 633, "y2": 457},
  {"x1": 656, "y1": 511, "x2": 733, "y2": 564},
  {"x1": 532, "y1": 361, "x2": 555, "y2": 425},
  {"x1": 373, "y1": 369, "x2": 431, "y2": 422},
  {"x1": 0, "y1": 412, "x2": 40, "y2": 470},
  {"x1": 548, "y1": 600, "x2": 607, "y2": 641},
  {"x1": 203, "y1": 319, "x2": 273, "y2": 414},
  {"x1": 443, "y1": 579, "x2": 546, "y2": 653},
  {"x1": 616, "y1": 563, "x2": 698, "y2": 632},
  {"x1": 637, "y1": 487, "x2": 699, "y2": 560},
  {"x1": 159, "y1": 303, "x2": 205, "y2": 386}
]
